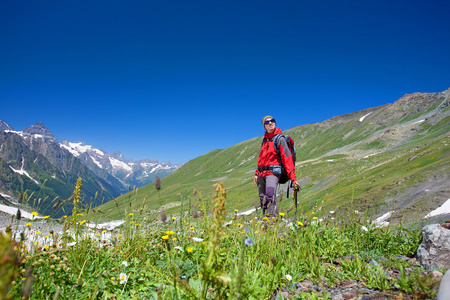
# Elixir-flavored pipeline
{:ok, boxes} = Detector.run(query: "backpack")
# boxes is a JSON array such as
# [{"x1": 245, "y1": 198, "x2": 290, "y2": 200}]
[{"x1": 261, "y1": 134, "x2": 296, "y2": 184}]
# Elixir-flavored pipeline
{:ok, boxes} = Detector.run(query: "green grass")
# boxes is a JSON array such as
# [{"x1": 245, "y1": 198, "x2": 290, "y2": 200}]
[{"x1": 4, "y1": 181, "x2": 443, "y2": 299}]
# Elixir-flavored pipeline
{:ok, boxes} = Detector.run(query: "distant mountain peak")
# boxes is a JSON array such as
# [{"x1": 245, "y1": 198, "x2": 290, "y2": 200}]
[
  {"x1": 22, "y1": 122, "x2": 57, "y2": 142},
  {"x1": 0, "y1": 120, "x2": 14, "y2": 131}
]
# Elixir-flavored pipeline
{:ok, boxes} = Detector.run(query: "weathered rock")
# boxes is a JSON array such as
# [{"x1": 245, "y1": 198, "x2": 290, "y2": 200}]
[{"x1": 417, "y1": 224, "x2": 450, "y2": 269}]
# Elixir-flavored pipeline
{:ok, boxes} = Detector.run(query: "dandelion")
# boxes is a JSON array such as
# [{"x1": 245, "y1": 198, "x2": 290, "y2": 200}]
[
  {"x1": 192, "y1": 237, "x2": 203, "y2": 242},
  {"x1": 311, "y1": 212, "x2": 315, "y2": 215},
  {"x1": 297, "y1": 221, "x2": 303, "y2": 226},
  {"x1": 128, "y1": 213, "x2": 133, "y2": 216},
  {"x1": 286, "y1": 274, "x2": 293, "y2": 281},
  {"x1": 35, "y1": 231, "x2": 40, "y2": 235},
  {"x1": 119, "y1": 273, "x2": 128, "y2": 284},
  {"x1": 43, "y1": 216, "x2": 50, "y2": 219},
  {"x1": 78, "y1": 220, "x2": 86, "y2": 225},
  {"x1": 172, "y1": 217, "x2": 176, "y2": 221},
  {"x1": 165, "y1": 231, "x2": 175, "y2": 236},
  {"x1": 234, "y1": 209, "x2": 238, "y2": 212},
  {"x1": 313, "y1": 217, "x2": 318, "y2": 220},
  {"x1": 26, "y1": 223, "x2": 31, "y2": 227},
  {"x1": 279, "y1": 212, "x2": 285, "y2": 217},
  {"x1": 31, "y1": 212, "x2": 38, "y2": 216},
  {"x1": 96, "y1": 232, "x2": 100, "y2": 237},
  {"x1": 161, "y1": 235, "x2": 169, "y2": 240},
  {"x1": 263, "y1": 217, "x2": 269, "y2": 222},
  {"x1": 244, "y1": 238, "x2": 253, "y2": 246},
  {"x1": 187, "y1": 246, "x2": 193, "y2": 252},
  {"x1": 190, "y1": 227, "x2": 194, "y2": 230},
  {"x1": 122, "y1": 261, "x2": 128, "y2": 267},
  {"x1": 102, "y1": 230, "x2": 107, "y2": 233}
]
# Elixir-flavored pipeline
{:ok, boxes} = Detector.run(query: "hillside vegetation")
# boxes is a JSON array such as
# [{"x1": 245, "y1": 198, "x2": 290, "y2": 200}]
[{"x1": 98, "y1": 89, "x2": 450, "y2": 222}]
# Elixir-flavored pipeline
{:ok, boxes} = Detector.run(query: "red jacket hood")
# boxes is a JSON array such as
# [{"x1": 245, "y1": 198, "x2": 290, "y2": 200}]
[{"x1": 264, "y1": 128, "x2": 282, "y2": 139}]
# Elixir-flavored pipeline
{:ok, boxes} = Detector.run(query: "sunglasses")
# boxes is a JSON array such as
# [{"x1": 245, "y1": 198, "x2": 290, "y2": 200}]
[{"x1": 264, "y1": 119, "x2": 276, "y2": 125}]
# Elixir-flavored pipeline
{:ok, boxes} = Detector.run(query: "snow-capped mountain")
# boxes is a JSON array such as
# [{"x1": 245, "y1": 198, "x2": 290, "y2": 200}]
[
  {"x1": 0, "y1": 120, "x2": 183, "y2": 216},
  {"x1": 60, "y1": 140, "x2": 183, "y2": 188}
]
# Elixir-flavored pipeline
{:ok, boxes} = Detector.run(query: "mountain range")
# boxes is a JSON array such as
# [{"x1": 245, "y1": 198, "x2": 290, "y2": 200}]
[
  {"x1": 0, "y1": 122, "x2": 182, "y2": 217},
  {"x1": 98, "y1": 88, "x2": 450, "y2": 223}
]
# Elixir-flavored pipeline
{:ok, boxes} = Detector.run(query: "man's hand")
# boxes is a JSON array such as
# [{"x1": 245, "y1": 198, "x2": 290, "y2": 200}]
[{"x1": 254, "y1": 175, "x2": 258, "y2": 185}]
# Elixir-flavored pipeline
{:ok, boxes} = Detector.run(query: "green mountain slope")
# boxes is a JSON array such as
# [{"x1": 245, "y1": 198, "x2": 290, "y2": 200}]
[{"x1": 98, "y1": 88, "x2": 450, "y2": 222}]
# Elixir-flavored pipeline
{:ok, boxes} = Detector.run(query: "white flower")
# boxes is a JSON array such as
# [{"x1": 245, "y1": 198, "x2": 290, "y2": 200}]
[
  {"x1": 122, "y1": 261, "x2": 128, "y2": 267},
  {"x1": 329, "y1": 210, "x2": 335, "y2": 214},
  {"x1": 67, "y1": 242, "x2": 77, "y2": 247},
  {"x1": 174, "y1": 246, "x2": 183, "y2": 251},
  {"x1": 361, "y1": 226, "x2": 368, "y2": 232},
  {"x1": 285, "y1": 274, "x2": 292, "y2": 281},
  {"x1": 119, "y1": 272, "x2": 128, "y2": 284},
  {"x1": 192, "y1": 237, "x2": 204, "y2": 242}
]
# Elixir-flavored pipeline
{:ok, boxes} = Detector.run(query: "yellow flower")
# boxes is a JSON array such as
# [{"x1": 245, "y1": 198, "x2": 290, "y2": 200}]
[
  {"x1": 63, "y1": 215, "x2": 67, "y2": 218},
  {"x1": 102, "y1": 230, "x2": 107, "y2": 233},
  {"x1": 255, "y1": 230, "x2": 260, "y2": 234},
  {"x1": 263, "y1": 217, "x2": 269, "y2": 222},
  {"x1": 43, "y1": 216, "x2": 50, "y2": 219},
  {"x1": 79, "y1": 220, "x2": 86, "y2": 225},
  {"x1": 172, "y1": 238, "x2": 176, "y2": 241},
  {"x1": 34, "y1": 242, "x2": 38, "y2": 245},
  {"x1": 190, "y1": 227, "x2": 194, "y2": 230},
  {"x1": 172, "y1": 217, "x2": 176, "y2": 220},
  {"x1": 128, "y1": 213, "x2": 133, "y2": 216},
  {"x1": 135, "y1": 223, "x2": 140, "y2": 227},
  {"x1": 279, "y1": 212, "x2": 285, "y2": 217},
  {"x1": 96, "y1": 232, "x2": 100, "y2": 237},
  {"x1": 31, "y1": 212, "x2": 38, "y2": 216},
  {"x1": 187, "y1": 246, "x2": 193, "y2": 252},
  {"x1": 311, "y1": 212, "x2": 315, "y2": 215},
  {"x1": 313, "y1": 217, "x2": 318, "y2": 220},
  {"x1": 77, "y1": 213, "x2": 83, "y2": 216},
  {"x1": 161, "y1": 235, "x2": 169, "y2": 240},
  {"x1": 26, "y1": 223, "x2": 31, "y2": 227},
  {"x1": 298, "y1": 221, "x2": 303, "y2": 226},
  {"x1": 35, "y1": 231, "x2": 40, "y2": 235},
  {"x1": 234, "y1": 209, "x2": 238, "y2": 212},
  {"x1": 165, "y1": 231, "x2": 175, "y2": 236},
  {"x1": 45, "y1": 236, "x2": 49, "y2": 239}
]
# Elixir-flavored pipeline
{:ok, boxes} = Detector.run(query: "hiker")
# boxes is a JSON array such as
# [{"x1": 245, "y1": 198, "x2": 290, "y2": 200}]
[{"x1": 254, "y1": 116, "x2": 298, "y2": 217}]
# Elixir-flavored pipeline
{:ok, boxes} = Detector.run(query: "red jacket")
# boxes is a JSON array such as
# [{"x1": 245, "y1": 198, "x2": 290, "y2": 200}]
[{"x1": 255, "y1": 128, "x2": 297, "y2": 181}]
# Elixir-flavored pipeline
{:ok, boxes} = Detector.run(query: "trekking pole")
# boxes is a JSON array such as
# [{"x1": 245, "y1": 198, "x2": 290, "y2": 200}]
[{"x1": 292, "y1": 182, "x2": 301, "y2": 219}]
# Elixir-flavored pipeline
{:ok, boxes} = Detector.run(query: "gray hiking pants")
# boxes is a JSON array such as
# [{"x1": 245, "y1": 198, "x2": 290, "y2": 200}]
[{"x1": 257, "y1": 175, "x2": 279, "y2": 217}]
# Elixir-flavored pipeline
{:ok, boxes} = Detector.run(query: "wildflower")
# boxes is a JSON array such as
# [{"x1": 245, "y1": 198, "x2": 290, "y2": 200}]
[
  {"x1": 67, "y1": 242, "x2": 77, "y2": 247},
  {"x1": 79, "y1": 220, "x2": 86, "y2": 225},
  {"x1": 286, "y1": 274, "x2": 292, "y2": 281},
  {"x1": 297, "y1": 221, "x2": 303, "y2": 226},
  {"x1": 192, "y1": 237, "x2": 203, "y2": 242},
  {"x1": 263, "y1": 217, "x2": 269, "y2": 222},
  {"x1": 43, "y1": 216, "x2": 50, "y2": 219},
  {"x1": 44, "y1": 236, "x2": 49, "y2": 239},
  {"x1": 279, "y1": 212, "x2": 285, "y2": 217},
  {"x1": 31, "y1": 212, "x2": 38, "y2": 216},
  {"x1": 329, "y1": 210, "x2": 335, "y2": 214},
  {"x1": 35, "y1": 231, "x2": 40, "y2": 235},
  {"x1": 77, "y1": 213, "x2": 83, "y2": 216},
  {"x1": 161, "y1": 235, "x2": 169, "y2": 240},
  {"x1": 26, "y1": 223, "x2": 31, "y2": 227},
  {"x1": 313, "y1": 217, "x2": 318, "y2": 220},
  {"x1": 234, "y1": 209, "x2": 238, "y2": 212},
  {"x1": 128, "y1": 213, "x2": 133, "y2": 216},
  {"x1": 255, "y1": 230, "x2": 260, "y2": 234},
  {"x1": 187, "y1": 246, "x2": 193, "y2": 252},
  {"x1": 174, "y1": 246, "x2": 183, "y2": 251},
  {"x1": 244, "y1": 238, "x2": 253, "y2": 247},
  {"x1": 311, "y1": 212, "x2": 315, "y2": 215},
  {"x1": 119, "y1": 273, "x2": 128, "y2": 284},
  {"x1": 96, "y1": 232, "x2": 100, "y2": 237},
  {"x1": 102, "y1": 230, "x2": 107, "y2": 233},
  {"x1": 122, "y1": 261, "x2": 128, "y2": 267},
  {"x1": 181, "y1": 275, "x2": 187, "y2": 279},
  {"x1": 190, "y1": 227, "x2": 194, "y2": 230},
  {"x1": 135, "y1": 223, "x2": 140, "y2": 226},
  {"x1": 172, "y1": 217, "x2": 176, "y2": 220},
  {"x1": 361, "y1": 226, "x2": 369, "y2": 232},
  {"x1": 165, "y1": 231, "x2": 175, "y2": 236}
]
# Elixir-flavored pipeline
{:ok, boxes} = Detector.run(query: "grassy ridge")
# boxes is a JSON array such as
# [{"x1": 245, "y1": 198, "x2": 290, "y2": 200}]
[{"x1": 97, "y1": 91, "x2": 450, "y2": 222}]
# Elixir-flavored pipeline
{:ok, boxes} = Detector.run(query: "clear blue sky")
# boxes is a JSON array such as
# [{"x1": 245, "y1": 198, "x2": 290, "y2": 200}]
[{"x1": 1, "y1": 0, "x2": 449, "y2": 164}]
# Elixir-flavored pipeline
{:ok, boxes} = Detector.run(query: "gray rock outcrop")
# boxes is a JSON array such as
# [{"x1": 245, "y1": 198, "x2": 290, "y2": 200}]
[{"x1": 417, "y1": 224, "x2": 450, "y2": 270}]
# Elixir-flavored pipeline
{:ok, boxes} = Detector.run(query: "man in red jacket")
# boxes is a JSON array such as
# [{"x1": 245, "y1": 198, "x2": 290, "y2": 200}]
[{"x1": 254, "y1": 116, "x2": 298, "y2": 217}]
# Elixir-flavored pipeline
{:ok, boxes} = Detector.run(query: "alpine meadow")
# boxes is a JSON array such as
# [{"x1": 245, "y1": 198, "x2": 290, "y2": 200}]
[{"x1": 2, "y1": 88, "x2": 450, "y2": 299}]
